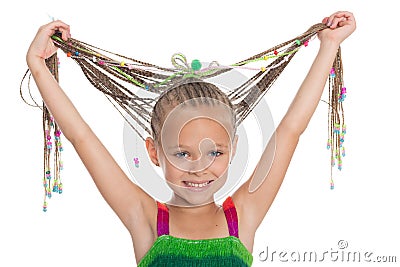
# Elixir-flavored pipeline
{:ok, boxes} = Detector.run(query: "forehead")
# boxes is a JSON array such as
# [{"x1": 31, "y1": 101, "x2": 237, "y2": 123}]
[{"x1": 161, "y1": 102, "x2": 235, "y2": 146}]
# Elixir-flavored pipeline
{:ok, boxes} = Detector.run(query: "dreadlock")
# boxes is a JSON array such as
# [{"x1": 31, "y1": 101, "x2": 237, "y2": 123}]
[{"x1": 20, "y1": 22, "x2": 347, "y2": 211}]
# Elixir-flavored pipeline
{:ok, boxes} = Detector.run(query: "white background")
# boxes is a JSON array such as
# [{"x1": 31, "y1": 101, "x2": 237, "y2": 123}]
[{"x1": 1, "y1": 0, "x2": 399, "y2": 266}]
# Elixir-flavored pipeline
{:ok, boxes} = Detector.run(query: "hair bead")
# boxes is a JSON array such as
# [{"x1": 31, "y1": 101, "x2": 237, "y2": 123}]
[
  {"x1": 134, "y1": 157, "x2": 140, "y2": 168},
  {"x1": 191, "y1": 59, "x2": 202, "y2": 71},
  {"x1": 43, "y1": 201, "x2": 48, "y2": 212},
  {"x1": 330, "y1": 67, "x2": 336, "y2": 78},
  {"x1": 23, "y1": 22, "x2": 348, "y2": 210}
]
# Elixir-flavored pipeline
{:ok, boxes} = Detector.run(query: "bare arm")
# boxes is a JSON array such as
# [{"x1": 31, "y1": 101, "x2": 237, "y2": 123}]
[
  {"x1": 234, "y1": 12, "x2": 356, "y2": 231},
  {"x1": 26, "y1": 21, "x2": 155, "y2": 231}
]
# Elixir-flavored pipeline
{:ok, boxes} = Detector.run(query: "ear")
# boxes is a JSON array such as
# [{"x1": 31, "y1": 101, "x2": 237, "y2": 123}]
[
  {"x1": 230, "y1": 135, "x2": 239, "y2": 163},
  {"x1": 145, "y1": 137, "x2": 160, "y2": 166}
]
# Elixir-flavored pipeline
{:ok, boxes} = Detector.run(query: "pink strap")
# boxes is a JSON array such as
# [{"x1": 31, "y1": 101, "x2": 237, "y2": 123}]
[
  {"x1": 156, "y1": 201, "x2": 169, "y2": 236},
  {"x1": 222, "y1": 196, "x2": 239, "y2": 238}
]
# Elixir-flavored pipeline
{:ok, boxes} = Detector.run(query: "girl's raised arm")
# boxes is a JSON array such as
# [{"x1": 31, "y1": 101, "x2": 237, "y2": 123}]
[
  {"x1": 233, "y1": 12, "x2": 356, "y2": 232},
  {"x1": 26, "y1": 20, "x2": 155, "y2": 233}
]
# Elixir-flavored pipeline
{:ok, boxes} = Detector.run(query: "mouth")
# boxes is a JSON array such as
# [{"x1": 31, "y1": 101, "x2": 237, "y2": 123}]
[{"x1": 182, "y1": 180, "x2": 214, "y2": 190}]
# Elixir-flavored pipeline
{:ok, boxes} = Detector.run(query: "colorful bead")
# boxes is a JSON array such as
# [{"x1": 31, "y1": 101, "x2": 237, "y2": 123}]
[
  {"x1": 134, "y1": 157, "x2": 140, "y2": 168},
  {"x1": 128, "y1": 64, "x2": 134, "y2": 70},
  {"x1": 120, "y1": 61, "x2": 125, "y2": 67},
  {"x1": 74, "y1": 51, "x2": 79, "y2": 56},
  {"x1": 303, "y1": 40, "x2": 309, "y2": 47},
  {"x1": 295, "y1": 39, "x2": 301, "y2": 45},
  {"x1": 330, "y1": 182, "x2": 334, "y2": 190},
  {"x1": 330, "y1": 68, "x2": 336, "y2": 78},
  {"x1": 339, "y1": 87, "x2": 347, "y2": 102},
  {"x1": 145, "y1": 85, "x2": 149, "y2": 90},
  {"x1": 67, "y1": 52, "x2": 72, "y2": 57},
  {"x1": 191, "y1": 59, "x2": 202, "y2": 71},
  {"x1": 263, "y1": 55, "x2": 269, "y2": 60},
  {"x1": 43, "y1": 202, "x2": 48, "y2": 212},
  {"x1": 326, "y1": 139, "x2": 331, "y2": 150},
  {"x1": 333, "y1": 123, "x2": 340, "y2": 134},
  {"x1": 273, "y1": 50, "x2": 278, "y2": 56},
  {"x1": 339, "y1": 133, "x2": 345, "y2": 143},
  {"x1": 342, "y1": 124, "x2": 347, "y2": 134},
  {"x1": 261, "y1": 66, "x2": 266, "y2": 72},
  {"x1": 98, "y1": 60, "x2": 105, "y2": 65}
]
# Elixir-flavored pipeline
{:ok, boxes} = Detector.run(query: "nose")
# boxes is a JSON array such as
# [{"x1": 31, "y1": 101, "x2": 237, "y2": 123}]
[
  {"x1": 183, "y1": 153, "x2": 214, "y2": 174},
  {"x1": 186, "y1": 156, "x2": 212, "y2": 174},
  {"x1": 187, "y1": 138, "x2": 216, "y2": 173}
]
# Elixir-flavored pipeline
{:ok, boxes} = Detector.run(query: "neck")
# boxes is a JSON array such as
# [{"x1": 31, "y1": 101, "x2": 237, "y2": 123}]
[{"x1": 167, "y1": 195, "x2": 221, "y2": 217}]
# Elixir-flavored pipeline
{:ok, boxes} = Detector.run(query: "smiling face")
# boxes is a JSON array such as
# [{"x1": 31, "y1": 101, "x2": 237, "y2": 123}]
[{"x1": 146, "y1": 101, "x2": 238, "y2": 207}]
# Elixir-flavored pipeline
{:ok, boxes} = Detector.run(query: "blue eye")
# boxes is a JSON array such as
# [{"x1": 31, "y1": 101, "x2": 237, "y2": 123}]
[
  {"x1": 209, "y1": 151, "x2": 222, "y2": 157},
  {"x1": 175, "y1": 151, "x2": 189, "y2": 158}
]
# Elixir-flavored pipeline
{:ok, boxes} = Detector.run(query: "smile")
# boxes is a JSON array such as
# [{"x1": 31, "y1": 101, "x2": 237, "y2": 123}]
[
  {"x1": 184, "y1": 180, "x2": 213, "y2": 187},
  {"x1": 183, "y1": 180, "x2": 214, "y2": 188}
]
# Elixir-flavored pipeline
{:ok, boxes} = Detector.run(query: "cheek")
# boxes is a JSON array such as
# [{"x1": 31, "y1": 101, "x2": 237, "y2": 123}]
[
  {"x1": 163, "y1": 161, "x2": 185, "y2": 182},
  {"x1": 210, "y1": 156, "x2": 230, "y2": 176}
]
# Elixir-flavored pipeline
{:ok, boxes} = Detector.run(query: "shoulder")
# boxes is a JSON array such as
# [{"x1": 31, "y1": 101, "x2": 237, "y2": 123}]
[
  {"x1": 228, "y1": 195, "x2": 257, "y2": 253},
  {"x1": 129, "y1": 196, "x2": 159, "y2": 263}
]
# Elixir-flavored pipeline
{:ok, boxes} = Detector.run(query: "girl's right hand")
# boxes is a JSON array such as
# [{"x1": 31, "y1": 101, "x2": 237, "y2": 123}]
[{"x1": 26, "y1": 20, "x2": 71, "y2": 65}]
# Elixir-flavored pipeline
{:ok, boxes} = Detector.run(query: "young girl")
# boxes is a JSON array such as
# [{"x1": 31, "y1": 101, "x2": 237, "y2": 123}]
[{"x1": 26, "y1": 11, "x2": 356, "y2": 266}]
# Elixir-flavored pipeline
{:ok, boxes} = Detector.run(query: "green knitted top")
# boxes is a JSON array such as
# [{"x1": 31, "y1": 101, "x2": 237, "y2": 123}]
[{"x1": 137, "y1": 197, "x2": 253, "y2": 266}]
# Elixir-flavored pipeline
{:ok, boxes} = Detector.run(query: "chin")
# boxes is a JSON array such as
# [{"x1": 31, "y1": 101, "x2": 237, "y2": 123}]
[{"x1": 167, "y1": 176, "x2": 227, "y2": 207}]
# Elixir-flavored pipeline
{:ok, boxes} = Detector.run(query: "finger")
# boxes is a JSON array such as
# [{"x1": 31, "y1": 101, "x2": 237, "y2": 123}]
[
  {"x1": 49, "y1": 20, "x2": 71, "y2": 41},
  {"x1": 326, "y1": 11, "x2": 353, "y2": 27},
  {"x1": 329, "y1": 17, "x2": 347, "y2": 29},
  {"x1": 322, "y1": 17, "x2": 329, "y2": 24},
  {"x1": 338, "y1": 20, "x2": 352, "y2": 27}
]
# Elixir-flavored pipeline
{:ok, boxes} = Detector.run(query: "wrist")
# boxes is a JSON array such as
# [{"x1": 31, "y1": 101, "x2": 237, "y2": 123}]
[
  {"x1": 26, "y1": 53, "x2": 46, "y2": 70},
  {"x1": 319, "y1": 37, "x2": 341, "y2": 49},
  {"x1": 319, "y1": 39, "x2": 341, "y2": 53},
  {"x1": 26, "y1": 56, "x2": 48, "y2": 77}
]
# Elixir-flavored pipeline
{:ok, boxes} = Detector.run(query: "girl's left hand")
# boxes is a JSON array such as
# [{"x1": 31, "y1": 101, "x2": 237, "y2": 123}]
[{"x1": 318, "y1": 11, "x2": 356, "y2": 45}]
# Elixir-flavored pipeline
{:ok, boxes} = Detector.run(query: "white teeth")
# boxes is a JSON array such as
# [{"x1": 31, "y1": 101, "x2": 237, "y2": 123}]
[{"x1": 186, "y1": 181, "x2": 210, "y2": 188}]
